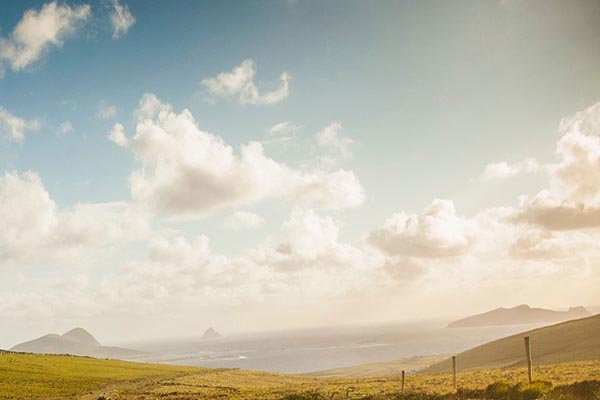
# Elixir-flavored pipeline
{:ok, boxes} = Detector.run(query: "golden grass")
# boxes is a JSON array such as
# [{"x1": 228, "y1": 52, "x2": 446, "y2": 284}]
[{"x1": 1, "y1": 350, "x2": 599, "y2": 400}]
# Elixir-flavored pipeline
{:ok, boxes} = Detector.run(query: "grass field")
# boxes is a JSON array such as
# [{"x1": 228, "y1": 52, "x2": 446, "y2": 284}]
[
  {"x1": 1, "y1": 350, "x2": 599, "y2": 399},
  {"x1": 306, "y1": 355, "x2": 450, "y2": 378}
]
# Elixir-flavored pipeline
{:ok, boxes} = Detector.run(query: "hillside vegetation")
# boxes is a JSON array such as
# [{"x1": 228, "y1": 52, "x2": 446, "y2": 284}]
[
  {"x1": 424, "y1": 314, "x2": 600, "y2": 373},
  {"x1": 1, "y1": 350, "x2": 599, "y2": 399},
  {"x1": 306, "y1": 355, "x2": 449, "y2": 378}
]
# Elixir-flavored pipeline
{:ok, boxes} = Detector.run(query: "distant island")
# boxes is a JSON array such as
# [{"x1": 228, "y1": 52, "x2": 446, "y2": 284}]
[
  {"x1": 10, "y1": 327, "x2": 146, "y2": 359},
  {"x1": 202, "y1": 327, "x2": 223, "y2": 340},
  {"x1": 447, "y1": 304, "x2": 591, "y2": 328}
]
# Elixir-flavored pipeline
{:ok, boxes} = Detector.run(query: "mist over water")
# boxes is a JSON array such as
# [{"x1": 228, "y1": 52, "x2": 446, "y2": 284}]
[{"x1": 125, "y1": 320, "x2": 548, "y2": 374}]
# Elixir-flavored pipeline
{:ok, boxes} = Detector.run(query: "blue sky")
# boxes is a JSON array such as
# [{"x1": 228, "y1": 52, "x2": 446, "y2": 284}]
[{"x1": 1, "y1": 0, "x2": 600, "y2": 345}]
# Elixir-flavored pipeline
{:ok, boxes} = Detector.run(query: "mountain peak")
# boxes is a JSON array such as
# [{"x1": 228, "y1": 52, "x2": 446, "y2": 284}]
[
  {"x1": 202, "y1": 327, "x2": 223, "y2": 340},
  {"x1": 62, "y1": 327, "x2": 100, "y2": 347}
]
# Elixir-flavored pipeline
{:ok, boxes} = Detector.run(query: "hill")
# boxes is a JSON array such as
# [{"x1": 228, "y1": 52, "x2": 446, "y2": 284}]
[
  {"x1": 1, "y1": 350, "x2": 599, "y2": 399},
  {"x1": 306, "y1": 354, "x2": 449, "y2": 378},
  {"x1": 447, "y1": 304, "x2": 591, "y2": 328},
  {"x1": 423, "y1": 314, "x2": 600, "y2": 373},
  {"x1": 10, "y1": 327, "x2": 146, "y2": 359}
]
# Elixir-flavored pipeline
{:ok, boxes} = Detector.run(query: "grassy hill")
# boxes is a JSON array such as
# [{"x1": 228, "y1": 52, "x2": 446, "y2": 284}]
[
  {"x1": 1, "y1": 350, "x2": 599, "y2": 399},
  {"x1": 423, "y1": 314, "x2": 600, "y2": 373},
  {"x1": 306, "y1": 354, "x2": 449, "y2": 378}
]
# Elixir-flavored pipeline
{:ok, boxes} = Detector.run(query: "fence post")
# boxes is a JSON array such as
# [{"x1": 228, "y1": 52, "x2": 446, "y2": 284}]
[
  {"x1": 524, "y1": 336, "x2": 533, "y2": 383},
  {"x1": 401, "y1": 370, "x2": 405, "y2": 392},
  {"x1": 452, "y1": 356, "x2": 457, "y2": 390}
]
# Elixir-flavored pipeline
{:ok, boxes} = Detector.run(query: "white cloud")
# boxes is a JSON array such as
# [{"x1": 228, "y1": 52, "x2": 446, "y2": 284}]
[
  {"x1": 117, "y1": 93, "x2": 364, "y2": 218},
  {"x1": 509, "y1": 228, "x2": 594, "y2": 260},
  {"x1": 268, "y1": 122, "x2": 301, "y2": 136},
  {"x1": 0, "y1": 1, "x2": 90, "y2": 74},
  {"x1": 513, "y1": 102, "x2": 600, "y2": 230},
  {"x1": 96, "y1": 101, "x2": 118, "y2": 119},
  {"x1": 222, "y1": 211, "x2": 265, "y2": 230},
  {"x1": 0, "y1": 171, "x2": 149, "y2": 264},
  {"x1": 480, "y1": 158, "x2": 540, "y2": 181},
  {"x1": 56, "y1": 121, "x2": 73, "y2": 135},
  {"x1": 201, "y1": 59, "x2": 291, "y2": 106},
  {"x1": 367, "y1": 199, "x2": 474, "y2": 258},
  {"x1": 0, "y1": 107, "x2": 41, "y2": 144},
  {"x1": 108, "y1": 123, "x2": 128, "y2": 147},
  {"x1": 263, "y1": 121, "x2": 301, "y2": 147},
  {"x1": 315, "y1": 122, "x2": 355, "y2": 166},
  {"x1": 110, "y1": 0, "x2": 136, "y2": 39}
]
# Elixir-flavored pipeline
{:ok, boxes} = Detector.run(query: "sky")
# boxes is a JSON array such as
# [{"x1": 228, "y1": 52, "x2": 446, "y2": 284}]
[{"x1": 1, "y1": 0, "x2": 600, "y2": 347}]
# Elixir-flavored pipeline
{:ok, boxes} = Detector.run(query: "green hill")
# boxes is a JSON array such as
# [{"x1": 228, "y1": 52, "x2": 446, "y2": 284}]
[{"x1": 423, "y1": 314, "x2": 600, "y2": 373}]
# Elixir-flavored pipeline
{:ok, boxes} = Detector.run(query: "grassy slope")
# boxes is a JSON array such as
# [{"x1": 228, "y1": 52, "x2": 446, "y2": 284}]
[
  {"x1": 423, "y1": 314, "x2": 600, "y2": 373},
  {"x1": 1, "y1": 351, "x2": 599, "y2": 399},
  {"x1": 423, "y1": 315, "x2": 600, "y2": 373},
  {"x1": 306, "y1": 355, "x2": 449, "y2": 378},
  {"x1": 0, "y1": 350, "x2": 196, "y2": 400}
]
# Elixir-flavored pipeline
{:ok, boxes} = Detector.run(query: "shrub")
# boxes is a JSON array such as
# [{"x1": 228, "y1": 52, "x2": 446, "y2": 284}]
[
  {"x1": 511, "y1": 381, "x2": 553, "y2": 400},
  {"x1": 484, "y1": 381, "x2": 512, "y2": 399},
  {"x1": 548, "y1": 380, "x2": 600, "y2": 400},
  {"x1": 280, "y1": 390, "x2": 327, "y2": 400}
]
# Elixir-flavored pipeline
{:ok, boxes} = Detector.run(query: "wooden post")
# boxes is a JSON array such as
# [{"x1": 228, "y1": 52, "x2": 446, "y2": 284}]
[
  {"x1": 524, "y1": 336, "x2": 533, "y2": 383},
  {"x1": 452, "y1": 356, "x2": 457, "y2": 389},
  {"x1": 401, "y1": 370, "x2": 405, "y2": 392}
]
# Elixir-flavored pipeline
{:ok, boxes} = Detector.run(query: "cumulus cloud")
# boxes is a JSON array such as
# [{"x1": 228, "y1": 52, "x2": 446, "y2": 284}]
[
  {"x1": 509, "y1": 228, "x2": 594, "y2": 260},
  {"x1": 110, "y1": 0, "x2": 136, "y2": 39},
  {"x1": 367, "y1": 199, "x2": 474, "y2": 258},
  {"x1": 116, "y1": 93, "x2": 364, "y2": 218},
  {"x1": 0, "y1": 107, "x2": 41, "y2": 143},
  {"x1": 201, "y1": 59, "x2": 291, "y2": 105},
  {"x1": 108, "y1": 122, "x2": 128, "y2": 147},
  {"x1": 513, "y1": 102, "x2": 600, "y2": 230},
  {"x1": 480, "y1": 158, "x2": 540, "y2": 181},
  {"x1": 0, "y1": 171, "x2": 149, "y2": 264},
  {"x1": 0, "y1": 1, "x2": 90, "y2": 74},
  {"x1": 222, "y1": 211, "x2": 265, "y2": 230}
]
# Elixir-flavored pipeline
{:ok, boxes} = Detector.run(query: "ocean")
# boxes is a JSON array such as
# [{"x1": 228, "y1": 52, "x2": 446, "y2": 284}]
[{"x1": 126, "y1": 320, "x2": 546, "y2": 374}]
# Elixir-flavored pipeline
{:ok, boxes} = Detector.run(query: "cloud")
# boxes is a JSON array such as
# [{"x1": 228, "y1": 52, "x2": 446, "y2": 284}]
[
  {"x1": 222, "y1": 211, "x2": 265, "y2": 230},
  {"x1": 509, "y1": 228, "x2": 594, "y2": 260},
  {"x1": 315, "y1": 122, "x2": 355, "y2": 166},
  {"x1": 96, "y1": 209, "x2": 390, "y2": 315},
  {"x1": 0, "y1": 171, "x2": 149, "y2": 264},
  {"x1": 263, "y1": 121, "x2": 301, "y2": 147},
  {"x1": 367, "y1": 199, "x2": 474, "y2": 258},
  {"x1": 56, "y1": 121, "x2": 73, "y2": 135},
  {"x1": 108, "y1": 123, "x2": 128, "y2": 147},
  {"x1": 268, "y1": 122, "x2": 301, "y2": 136},
  {"x1": 96, "y1": 101, "x2": 118, "y2": 119},
  {"x1": 0, "y1": 107, "x2": 41, "y2": 143},
  {"x1": 512, "y1": 102, "x2": 600, "y2": 230},
  {"x1": 0, "y1": 1, "x2": 90, "y2": 74},
  {"x1": 201, "y1": 59, "x2": 291, "y2": 105},
  {"x1": 116, "y1": 93, "x2": 364, "y2": 218},
  {"x1": 480, "y1": 158, "x2": 540, "y2": 181},
  {"x1": 110, "y1": 0, "x2": 136, "y2": 39}
]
